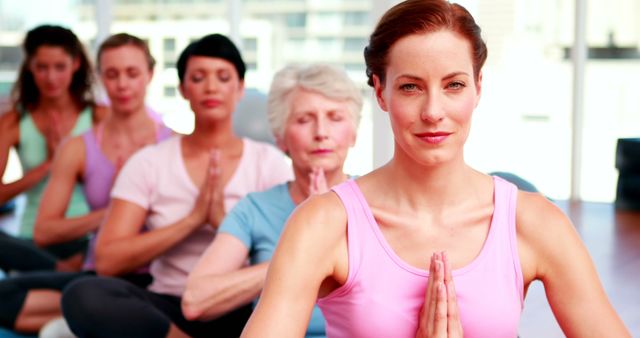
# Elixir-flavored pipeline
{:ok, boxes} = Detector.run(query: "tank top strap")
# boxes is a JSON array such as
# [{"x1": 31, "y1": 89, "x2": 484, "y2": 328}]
[
  {"x1": 327, "y1": 180, "x2": 378, "y2": 297},
  {"x1": 490, "y1": 175, "x2": 524, "y2": 304},
  {"x1": 490, "y1": 176, "x2": 518, "y2": 238},
  {"x1": 82, "y1": 128, "x2": 101, "y2": 174}
]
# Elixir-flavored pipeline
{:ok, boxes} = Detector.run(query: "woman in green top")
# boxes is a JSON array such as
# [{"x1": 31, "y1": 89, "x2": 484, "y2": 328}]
[{"x1": 0, "y1": 25, "x2": 107, "y2": 273}]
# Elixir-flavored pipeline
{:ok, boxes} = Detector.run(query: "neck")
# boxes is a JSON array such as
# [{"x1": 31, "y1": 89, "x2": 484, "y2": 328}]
[
  {"x1": 37, "y1": 93, "x2": 79, "y2": 114},
  {"x1": 381, "y1": 143, "x2": 476, "y2": 210},
  {"x1": 185, "y1": 118, "x2": 239, "y2": 151},
  {"x1": 105, "y1": 107, "x2": 154, "y2": 134}
]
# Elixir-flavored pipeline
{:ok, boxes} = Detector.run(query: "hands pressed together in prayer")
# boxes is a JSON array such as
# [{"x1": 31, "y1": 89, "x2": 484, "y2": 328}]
[
  {"x1": 416, "y1": 252, "x2": 463, "y2": 338},
  {"x1": 192, "y1": 150, "x2": 226, "y2": 229},
  {"x1": 309, "y1": 167, "x2": 329, "y2": 196}
]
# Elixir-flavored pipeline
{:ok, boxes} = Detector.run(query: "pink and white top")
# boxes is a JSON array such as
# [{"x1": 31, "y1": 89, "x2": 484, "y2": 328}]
[{"x1": 111, "y1": 135, "x2": 292, "y2": 296}]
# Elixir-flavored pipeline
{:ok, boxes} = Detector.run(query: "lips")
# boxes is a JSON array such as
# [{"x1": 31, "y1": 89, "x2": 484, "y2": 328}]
[
  {"x1": 202, "y1": 99, "x2": 222, "y2": 108},
  {"x1": 415, "y1": 131, "x2": 452, "y2": 145},
  {"x1": 311, "y1": 148, "x2": 333, "y2": 155}
]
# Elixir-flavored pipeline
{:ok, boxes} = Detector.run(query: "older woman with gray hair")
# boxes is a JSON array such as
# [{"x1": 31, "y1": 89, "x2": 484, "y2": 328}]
[{"x1": 182, "y1": 64, "x2": 362, "y2": 338}]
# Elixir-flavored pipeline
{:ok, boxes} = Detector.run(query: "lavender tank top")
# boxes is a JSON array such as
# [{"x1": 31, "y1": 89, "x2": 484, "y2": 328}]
[
  {"x1": 81, "y1": 123, "x2": 172, "y2": 270},
  {"x1": 318, "y1": 176, "x2": 523, "y2": 338}
]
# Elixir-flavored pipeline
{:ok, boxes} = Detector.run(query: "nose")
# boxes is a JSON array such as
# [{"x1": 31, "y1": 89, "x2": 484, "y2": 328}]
[
  {"x1": 45, "y1": 68, "x2": 56, "y2": 83},
  {"x1": 314, "y1": 117, "x2": 329, "y2": 141},
  {"x1": 205, "y1": 75, "x2": 218, "y2": 93},
  {"x1": 420, "y1": 93, "x2": 445, "y2": 123},
  {"x1": 116, "y1": 75, "x2": 128, "y2": 89}
]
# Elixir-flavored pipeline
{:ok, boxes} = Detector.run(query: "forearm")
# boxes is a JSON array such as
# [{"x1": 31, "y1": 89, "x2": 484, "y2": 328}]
[
  {"x1": 96, "y1": 214, "x2": 202, "y2": 276},
  {"x1": 183, "y1": 262, "x2": 269, "y2": 321},
  {"x1": 34, "y1": 209, "x2": 106, "y2": 247},
  {"x1": 0, "y1": 162, "x2": 50, "y2": 204}
]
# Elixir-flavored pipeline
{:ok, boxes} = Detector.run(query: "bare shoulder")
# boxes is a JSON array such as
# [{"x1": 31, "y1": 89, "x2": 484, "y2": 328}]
[
  {"x1": 0, "y1": 109, "x2": 20, "y2": 145},
  {"x1": 516, "y1": 191, "x2": 578, "y2": 280},
  {"x1": 286, "y1": 191, "x2": 347, "y2": 241},
  {"x1": 516, "y1": 191, "x2": 572, "y2": 239},
  {"x1": 276, "y1": 190, "x2": 349, "y2": 287},
  {"x1": 54, "y1": 134, "x2": 87, "y2": 175}
]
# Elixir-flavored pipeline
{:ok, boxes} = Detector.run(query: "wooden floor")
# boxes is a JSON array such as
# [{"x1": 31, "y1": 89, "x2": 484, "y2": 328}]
[
  {"x1": 2, "y1": 198, "x2": 639, "y2": 336},
  {"x1": 518, "y1": 201, "x2": 640, "y2": 337}
]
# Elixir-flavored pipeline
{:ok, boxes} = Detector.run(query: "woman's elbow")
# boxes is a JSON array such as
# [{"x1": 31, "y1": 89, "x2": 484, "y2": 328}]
[
  {"x1": 94, "y1": 249, "x2": 123, "y2": 277},
  {"x1": 33, "y1": 224, "x2": 56, "y2": 247},
  {"x1": 181, "y1": 288, "x2": 205, "y2": 321}
]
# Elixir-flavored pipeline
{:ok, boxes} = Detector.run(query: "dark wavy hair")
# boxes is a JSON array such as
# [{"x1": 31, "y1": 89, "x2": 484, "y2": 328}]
[
  {"x1": 10, "y1": 24, "x2": 95, "y2": 116},
  {"x1": 364, "y1": 0, "x2": 487, "y2": 87}
]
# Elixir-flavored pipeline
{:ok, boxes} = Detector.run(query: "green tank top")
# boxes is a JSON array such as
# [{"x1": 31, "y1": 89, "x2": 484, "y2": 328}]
[{"x1": 16, "y1": 107, "x2": 92, "y2": 238}]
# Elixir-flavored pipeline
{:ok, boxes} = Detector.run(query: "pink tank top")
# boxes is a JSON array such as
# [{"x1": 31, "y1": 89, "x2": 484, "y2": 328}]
[{"x1": 318, "y1": 176, "x2": 523, "y2": 338}]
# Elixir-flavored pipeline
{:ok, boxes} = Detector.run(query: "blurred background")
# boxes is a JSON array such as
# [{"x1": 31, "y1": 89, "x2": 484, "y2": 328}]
[{"x1": 1, "y1": 0, "x2": 639, "y2": 203}]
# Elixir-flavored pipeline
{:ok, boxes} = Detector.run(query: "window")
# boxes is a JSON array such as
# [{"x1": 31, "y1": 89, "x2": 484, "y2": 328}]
[
  {"x1": 163, "y1": 86, "x2": 176, "y2": 97},
  {"x1": 163, "y1": 38, "x2": 176, "y2": 53},
  {"x1": 0, "y1": 46, "x2": 21, "y2": 71},
  {"x1": 285, "y1": 13, "x2": 306, "y2": 28},
  {"x1": 344, "y1": 11, "x2": 368, "y2": 26},
  {"x1": 344, "y1": 37, "x2": 367, "y2": 53},
  {"x1": 242, "y1": 38, "x2": 257, "y2": 53}
]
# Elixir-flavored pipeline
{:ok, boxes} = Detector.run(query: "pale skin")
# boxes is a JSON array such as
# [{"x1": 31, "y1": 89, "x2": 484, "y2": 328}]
[
  {"x1": 94, "y1": 56, "x2": 245, "y2": 337},
  {"x1": 182, "y1": 87, "x2": 357, "y2": 321},
  {"x1": 12, "y1": 44, "x2": 160, "y2": 334},
  {"x1": 242, "y1": 31, "x2": 630, "y2": 338}
]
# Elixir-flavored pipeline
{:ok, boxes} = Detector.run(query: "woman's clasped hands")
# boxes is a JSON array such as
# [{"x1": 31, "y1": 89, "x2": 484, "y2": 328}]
[{"x1": 416, "y1": 252, "x2": 463, "y2": 338}]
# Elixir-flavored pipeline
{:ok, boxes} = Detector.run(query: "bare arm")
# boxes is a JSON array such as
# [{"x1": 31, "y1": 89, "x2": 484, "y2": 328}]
[
  {"x1": 0, "y1": 111, "x2": 51, "y2": 204},
  {"x1": 95, "y1": 155, "x2": 219, "y2": 276},
  {"x1": 242, "y1": 193, "x2": 347, "y2": 338},
  {"x1": 183, "y1": 233, "x2": 266, "y2": 321},
  {"x1": 34, "y1": 136, "x2": 105, "y2": 246},
  {"x1": 517, "y1": 192, "x2": 631, "y2": 337},
  {"x1": 95, "y1": 198, "x2": 208, "y2": 276}
]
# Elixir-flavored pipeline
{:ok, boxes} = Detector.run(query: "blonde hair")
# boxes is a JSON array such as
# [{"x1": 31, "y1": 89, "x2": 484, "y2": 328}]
[{"x1": 267, "y1": 64, "x2": 363, "y2": 138}]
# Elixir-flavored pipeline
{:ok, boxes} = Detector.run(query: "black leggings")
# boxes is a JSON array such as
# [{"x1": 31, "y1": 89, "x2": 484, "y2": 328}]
[
  {"x1": 0, "y1": 271, "x2": 152, "y2": 332},
  {"x1": 0, "y1": 271, "x2": 91, "y2": 330},
  {"x1": 0, "y1": 231, "x2": 87, "y2": 273},
  {"x1": 62, "y1": 276, "x2": 252, "y2": 338}
]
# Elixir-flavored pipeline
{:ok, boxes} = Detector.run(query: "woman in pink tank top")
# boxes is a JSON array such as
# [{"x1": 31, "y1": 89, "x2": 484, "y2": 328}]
[{"x1": 242, "y1": 1, "x2": 631, "y2": 337}]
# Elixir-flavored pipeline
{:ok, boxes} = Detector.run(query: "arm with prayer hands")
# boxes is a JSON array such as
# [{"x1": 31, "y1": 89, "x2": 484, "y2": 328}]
[
  {"x1": 96, "y1": 150, "x2": 223, "y2": 276},
  {"x1": 206, "y1": 149, "x2": 226, "y2": 229}
]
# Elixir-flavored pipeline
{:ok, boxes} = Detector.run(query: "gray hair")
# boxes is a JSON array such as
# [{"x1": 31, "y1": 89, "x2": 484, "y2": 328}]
[{"x1": 267, "y1": 64, "x2": 363, "y2": 138}]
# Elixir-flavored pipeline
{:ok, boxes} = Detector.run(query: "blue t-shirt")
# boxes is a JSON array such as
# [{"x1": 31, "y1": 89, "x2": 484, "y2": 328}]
[{"x1": 219, "y1": 182, "x2": 326, "y2": 338}]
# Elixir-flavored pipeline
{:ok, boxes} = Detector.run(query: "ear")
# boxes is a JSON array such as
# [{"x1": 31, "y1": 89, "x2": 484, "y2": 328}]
[
  {"x1": 373, "y1": 74, "x2": 388, "y2": 112},
  {"x1": 474, "y1": 71, "x2": 483, "y2": 108}
]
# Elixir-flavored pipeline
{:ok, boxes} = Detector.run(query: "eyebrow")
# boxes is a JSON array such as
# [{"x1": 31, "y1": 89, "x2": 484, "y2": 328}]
[{"x1": 396, "y1": 71, "x2": 470, "y2": 82}]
